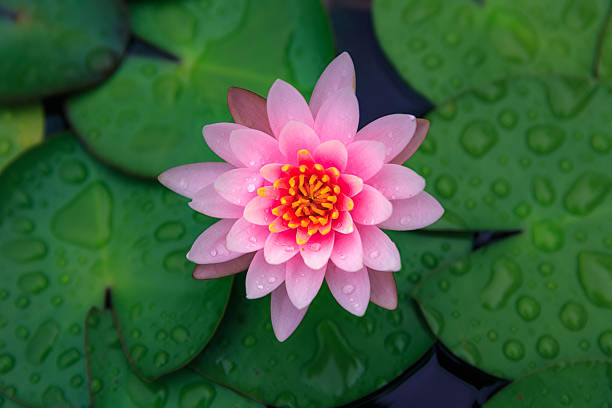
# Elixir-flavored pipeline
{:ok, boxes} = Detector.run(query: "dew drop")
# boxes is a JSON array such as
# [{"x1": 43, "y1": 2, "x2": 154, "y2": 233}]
[
  {"x1": 154, "y1": 351, "x2": 169, "y2": 367},
  {"x1": 384, "y1": 332, "x2": 412, "y2": 355},
  {"x1": 516, "y1": 296, "x2": 540, "y2": 321},
  {"x1": 577, "y1": 251, "x2": 612, "y2": 309},
  {"x1": 179, "y1": 383, "x2": 216, "y2": 408},
  {"x1": 536, "y1": 335, "x2": 560, "y2": 359},
  {"x1": 532, "y1": 220, "x2": 564, "y2": 252},
  {"x1": 481, "y1": 256, "x2": 522, "y2": 310},
  {"x1": 559, "y1": 301, "x2": 588, "y2": 331},
  {"x1": 503, "y1": 339, "x2": 525, "y2": 361},
  {"x1": 342, "y1": 284, "x2": 355, "y2": 295}
]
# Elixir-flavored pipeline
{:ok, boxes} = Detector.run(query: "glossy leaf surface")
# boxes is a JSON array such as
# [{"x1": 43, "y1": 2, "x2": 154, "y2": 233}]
[{"x1": 0, "y1": 104, "x2": 43, "y2": 172}]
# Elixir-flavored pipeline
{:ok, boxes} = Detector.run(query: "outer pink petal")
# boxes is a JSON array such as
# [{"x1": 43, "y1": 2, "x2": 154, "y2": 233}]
[
  {"x1": 158, "y1": 162, "x2": 233, "y2": 199},
  {"x1": 309, "y1": 52, "x2": 355, "y2": 118},
  {"x1": 390, "y1": 118, "x2": 430, "y2": 164},
  {"x1": 285, "y1": 256, "x2": 326, "y2": 309},
  {"x1": 313, "y1": 140, "x2": 348, "y2": 171},
  {"x1": 332, "y1": 211, "x2": 354, "y2": 234},
  {"x1": 326, "y1": 264, "x2": 370, "y2": 316},
  {"x1": 351, "y1": 184, "x2": 393, "y2": 225},
  {"x1": 193, "y1": 253, "x2": 254, "y2": 280},
  {"x1": 314, "y1": 87, "x2": 359, "y2": 145},
  {"x1": 330, "y1": 228, "x2": 363, "y2": 272},
  {"x1": 189, "y1": 184, "x2": 244, "y2": 218},
  {"x1": 203, "y1": 123, "x2": 246, "y2": 167},
  {"x1": 245, "y1": 250, "x2": 285, "y2": 298},
  {"x1": 227, "y1": 87, "x2": 272, "y2": 135},
  {"x1": 278, "y1": 121, "x2": 320, "y2": 164},
  {"x1": 230, "y1": 128, "x2": 284, "y2": 168},
  {"x1": 378, "y1": 191, "x2": 444, "y2": 230},
  {"x1": 187, "y1": 219, "x2": 243, "y2": 264},
  {"x1": 300, "y1": 231, "x2": 334, "y2": 270},
  {"x1": 345, "y1": 140, "x2": 386, "y2": 180},
  {"x1": 264, "y1": 230, "x2": 299, "y2": 265},
  {"x1": 368, "y1": 268, "x2": 398, "y2": 310},
  {"x1": 267, "y1": 79, "x2": 314, "y2": 138},
  {"x1": 243, "y1": 196, "x2": 276, "y2": 225},
  {"x1": 357, "y1": 224, "x2": 401, "y2": 272},
  {"x1": 271, "y1": 284, "x2": 308, "y2": 342},
  {"x1": 226, "y1": 217, "x2": 269, "y2": 253},
  {"x1": 260, "y1": 163, "x2": 283, "y2": 182},
  {"x1": 367, "y1": 164, "x2": 425, "y2": 200},
  {"x1": 355, "y1": 114, "x2": 416, "y2": 163},
  {"x1": 214, "y1": 168, "x2": 263, "y2": 206},
  {"x1": 338, "y1": 174, "x2": 363, "y2": 197}
]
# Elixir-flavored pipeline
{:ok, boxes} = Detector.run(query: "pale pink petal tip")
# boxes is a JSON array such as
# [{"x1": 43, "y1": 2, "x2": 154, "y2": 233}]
[
  {"x1": 368, "y1": 268, "x2": 398, "y2": 310},
  {"x1": 187, "y1": 219, "x2": 244, "y2": 264},
  {"x1": 271, "y1": 284, "x2": 308, "y2": 342},
  {"x1": 351, "y1": 184, "x2": 393, "y2": 225},
  {"x1": 285, "y1": 256, "x2": 326, "y2": 309},
  {"x1": 193, "y1": 253, "x2": 254, "y2": 280},
  {"x1": 310, "y1": 51, "x2": 355, "y2": 118},
  {"x1": 245, "y1": 251, "x2": 285, "y2": 299},
  {"x1": 314, "y1": 87, "x2": 359, "y2": 145},
  {"x1": 390, "y1": 118, "x2": 430, "y2": 164},
  {"x1": 356, "y1": 114, "x2": 417, "y2": 163},
  {"x1": 189, "y1": 184, "x2": 243, "y2": 219},
  {"x1": 202, "y1": 123, "x2": 245, "y2": 167},
  {"x1": 267, "y1": 79, "x2": 314, "y2": 138},
  {"x1": 300, "y1": 231, "x2": 334, "y2": 270},
  {"x1": 158, "y1": 162, "x2": 233, "y2": 199},
  {"x1": 367, "y1": 164, "x2": 425, "y2": 200},
  {"x1": 358, "y1": 225, "x2": 401, "y2": 272},
  {"x1": 378, "y1": 191, "x2": 444, "y2": 231},
  {"x1": 326, "y1": 264, "x2": 370, "y2": 316}
]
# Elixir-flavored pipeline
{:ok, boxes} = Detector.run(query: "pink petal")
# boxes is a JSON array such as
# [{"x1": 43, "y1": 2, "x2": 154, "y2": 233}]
[
  {"x1": 264, "y1": 230, "x2": 299, "y2": 264},
  {"x1": 214, "y1": 168, "x2": 263, "y2": 206},
  {"x1": 309, "y1": 52, "x2": 355, "y2": 118},
  {"x1": 378, "y1": 191, "x2": 444, "y2": 230},
  {"x1": 278, "y1": 121, "x2": 320, "y2": 164},
  {"x1": 187, "y1": 219, "x2": 243, "y2": 264},
  {"x1": 243, "y1": 196, "x2": 276, "y2": 225},
  {"x1": 314, "y1": 87, "x2": 359, "y2": 145},
  {"x1": 357, "y1": 224, "x2": 401, "y2": 272},
  {"x1": 230, "y1": 128, "x2": 284, "y2": 168},
  {"x1": 326, "y1": 264, "x2": 370, "y2": 316},
  {"x1": 330, "y1": 228, "x2": 363, "y2": 272},
  {"x1": 285, "y1": 256, "x2": 326, "y2": 309},
  {"x1": 351, "y1": 184, "x2": 393, "y2": 225},
  {"x1": 313, "y1": 140, "x2": 348, "y2": 171},
  {"x1": 226, "y1": 217, "x2": 269, "y2": 253},
  {"x1": 390, "y1": 118, "x2": 430, "y2": 165},
  {"x1": 367, "y1": 164, "x2": 425, "y2": 200},
  {"x1": 227, "y1": 87, "x2": 272, "y2": 135},
  {"x1": 332, "y1": 211, "x2": 354, "y2": 234},
  {"x1": 355, "y1": 114, "x2": 417, "y2": 163},
  {"x1": 189, "y1": 184, "x2": 244, "y2": 218},
  {"x1": 300, "y1": 231, "x2": 335, "y2": 270},
  {"x1": 368, "y1": 268, "x2": 398, "y2": 310},
  {"x1": 203, "y1": 123, "x2": 246, "y2": 167},
  {"x1": 193, "y1": 253, "x2": 254, "y2": 280},
  {"x1": 338, "y1": 174, "x2": 363, "y2": 197},
  {"x1": 267, "y1": 79, "x2": 314, "y2": 138},
  {"x1": 245, "y1": 250, "x2": 285, "y2": 298},
  {"x1": 158, "y1": 162, "x2": 233, "y2": 199},
  {"x1": 260, "y1": 163, "x2": 283, "y2": 182},
  {"x1": 271, "y1": 284, "x2": 308, "y2": 342},
  {"x1": 345, "y1": 140, "x2": 386, "y2": 180}
]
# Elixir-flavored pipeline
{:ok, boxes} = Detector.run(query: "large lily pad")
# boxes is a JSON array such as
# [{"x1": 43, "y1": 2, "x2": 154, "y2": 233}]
[
  {"x1": 192, "y1": 230, "x2": 472, "y2": 407},
  {"x1": 0, "y1": 104, "x2": 43, "y2": 172},
  {"x1": 66, "y1": 0, "x2": 335, "y2": 178},
  {"x1": 373, "y1": 0, "x2": 611, "y2": 104},
  {"x1": 0, "y1": 134, "x2": 232, "y2": 407},
  {"x1": 0, "y1": 0, "x2": 129, "y2": 103},
  {"x1": 86, "y1": 307, "x2": 262, "y2": 408},
  {"x1": 484, "y1": 360, "x2": 612, "y2": 407},
  {"x1": 410, "y1": 76, "x2": 612, "y2": 378}
]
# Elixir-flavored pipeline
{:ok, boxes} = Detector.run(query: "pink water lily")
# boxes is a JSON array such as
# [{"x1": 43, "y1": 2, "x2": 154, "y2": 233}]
[{"x1": 159, "y1": 52, "x2": 443, "y2": 341}]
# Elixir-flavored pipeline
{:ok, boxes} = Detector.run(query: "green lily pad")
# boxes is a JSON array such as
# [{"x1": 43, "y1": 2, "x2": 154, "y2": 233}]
[
  {"x1": 0, "y1": 104, "x2": 43, "y2": 172},
  {"x1": 484, "y1": 360, "x2": 612, "y2": 407},
  {"x1": 192, "y1": 230, "x2": 472, "y2": 407},
  {"x1": 410, "y1": 76, "x2": 612, "y2": 378},
  {"x1": 86, "y1": 307, "x2": 263, "y2": 408},
  {"x1": 0, "y1": 0, "x2": 129, "y2": 103},
  {"x1": 0, "y1": 133, "x2": 232, "y2": 407},
  {"x1": 373, "y1": 0, "x2": 611, "y2": 104},
  {"x1": 66, "y1": 0, "x2": 335, "y2": 178}
]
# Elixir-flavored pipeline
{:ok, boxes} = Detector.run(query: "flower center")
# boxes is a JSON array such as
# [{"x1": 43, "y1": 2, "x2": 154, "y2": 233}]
[{"x1": 257, "y1": 149, "x2": 353, "y2": 244}]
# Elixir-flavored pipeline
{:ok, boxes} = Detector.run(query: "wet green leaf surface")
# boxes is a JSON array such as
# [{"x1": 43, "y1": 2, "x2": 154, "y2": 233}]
[
  {"x1": 484, "y1": 360, "x2": 612, "y2": 407},
  {"x1": 0, "y1": 104, "x2": 43, "y2": 172},
  {"x1": 0, "y1": 0, "x2": 129, "y2": 102},
  {"x1": 193, "y1": 231, "x2": 472, "y2": 407},
  {"x1": 86, "y1": 308, "x2": 262, "y2": 408},
  {"x1": 373, "y1": 0, "x2": 611, "y2": 103},
  {"x1": 411, "y1": 76, "x2": 612, "y2": 378},
  {"x1": 0, "y1": 134, "x2": 232, "y2": 407},
  {"x1": 66, "y1": 0, "x2": 335, "y2": 178}
]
